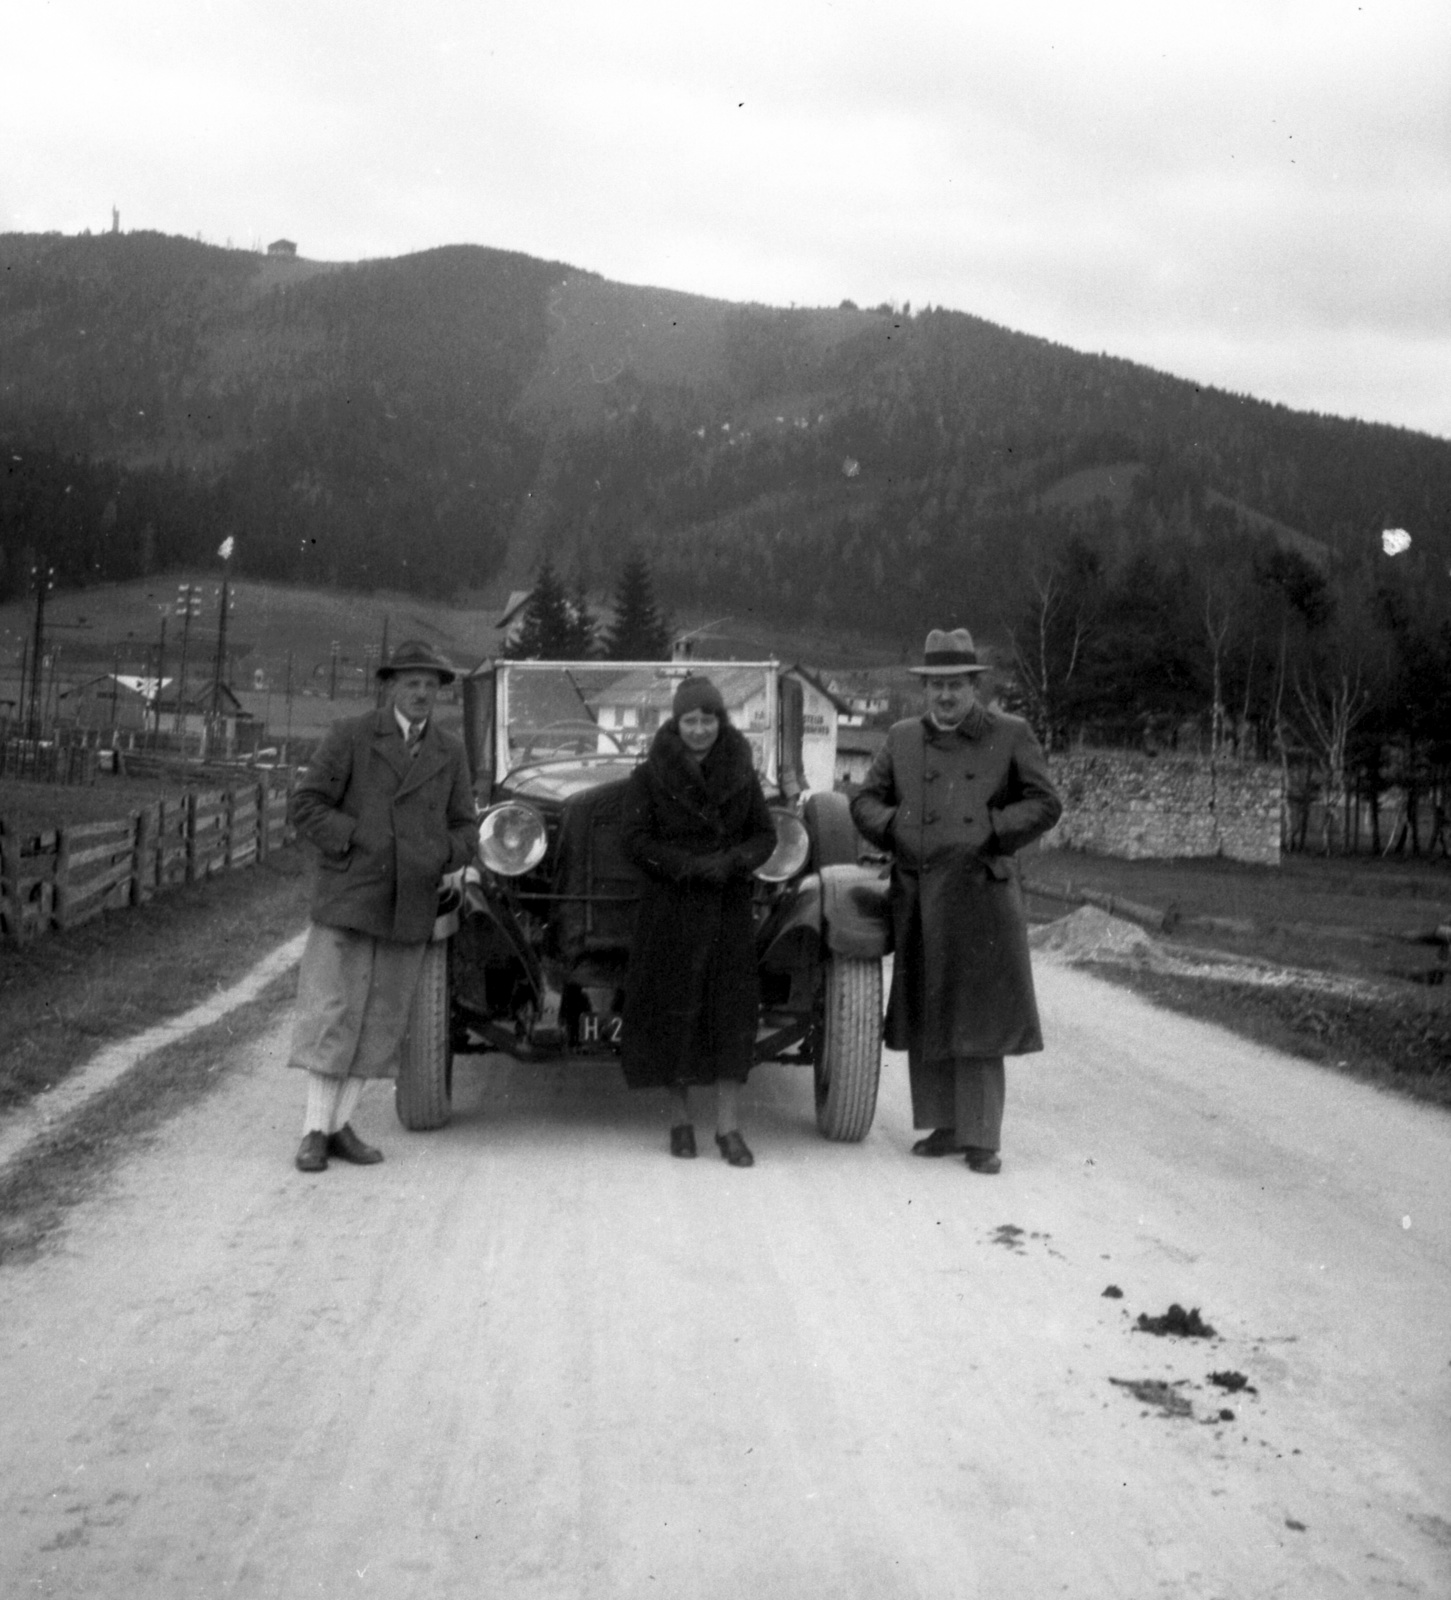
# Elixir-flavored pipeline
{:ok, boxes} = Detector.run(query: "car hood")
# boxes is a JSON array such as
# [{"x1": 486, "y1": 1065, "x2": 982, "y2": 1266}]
[{"x1": 501, "y1": 758, "x2": 642, "y2": 805}]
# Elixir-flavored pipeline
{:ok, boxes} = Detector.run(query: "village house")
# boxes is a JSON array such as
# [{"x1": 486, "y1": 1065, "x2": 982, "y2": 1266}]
[
  {"x1": 834, "y1": 725, "x2": 887, "y2": 789},
  {"x1": 583, "y1": 662, "x2": 846, "y2": 794},
  {"x1": 493, "y1": 590, "x2": 534, "y2": 650},
  {"x1": 827, "y1": 676, "x2": 891, "y2": 727},
  {"x1": 152, "y1": 681, "x2": 263, "y2": 754},
  {"x1": 56, "y1": 674, "x2": 159, "y2": 733}
]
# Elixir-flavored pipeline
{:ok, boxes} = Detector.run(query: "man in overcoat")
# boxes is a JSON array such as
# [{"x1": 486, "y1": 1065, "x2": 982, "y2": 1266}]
[
  {"x1": 851, "y1": 628, "x2": 1062, "y2": 1173},
  {"x1": 286, "y1": 640, "x2": 478, "y2": 1172}
]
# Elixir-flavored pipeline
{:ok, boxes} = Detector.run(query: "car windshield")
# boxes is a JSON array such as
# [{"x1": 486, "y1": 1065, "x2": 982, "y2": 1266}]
[{"x1": 495, "y1": 661, "x2": 780, "y2": 788}]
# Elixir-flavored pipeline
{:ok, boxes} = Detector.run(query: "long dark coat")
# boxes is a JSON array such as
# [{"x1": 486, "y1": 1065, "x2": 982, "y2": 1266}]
[
  {"x1": 619, "y1": 721, "x2": 776, "y2": 1088},
  {"x1": 290, "y1": 710, "x2": 479, "y2": 945},
  {"x1": 851, "y1": 705, "x2": 1062, "y2": 1061}
]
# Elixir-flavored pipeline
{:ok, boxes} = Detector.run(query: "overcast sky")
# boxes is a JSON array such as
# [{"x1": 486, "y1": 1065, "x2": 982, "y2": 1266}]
[{"x1": 6, "y1": 1, "x2": 1449, "y2": 438}]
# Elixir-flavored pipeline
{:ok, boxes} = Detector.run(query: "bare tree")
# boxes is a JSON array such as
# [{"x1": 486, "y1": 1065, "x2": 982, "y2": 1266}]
[
  {"x1": 1203, "y1": 590, "x2": 1232, "y2": 758},
  {"x1": 1292, "y1": 662, "x2": 1371, "y2": 855},
  {"x1": 1007, "y1": 564, "x2": 1088, "y2": 755}
]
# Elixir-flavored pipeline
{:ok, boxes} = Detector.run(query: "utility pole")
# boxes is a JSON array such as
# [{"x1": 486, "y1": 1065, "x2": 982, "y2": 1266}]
[
  {"x1": 211, "y1": 537, "x2": 235, "y2": 725},
  {"x1": 18, "y1": 641, "x2": 29, "y2": 740},
  {"x1": 376, "y1": 614, "x2": 390, "y2": 708},
  {"x1": 212, "y1": 575, "x2": 232, "y2": 716},
  {"x1": 153, "y1": 613, "x2": 168, "y2": 737},
  {"x1": 284, "y1": 649, "x2": 294, "y2": 758},
  {"x1": 47, "y1": 643, "x2": 62, "y2": 729},
  {"x1": 26, "y1": 564, "x2": 53, "y2": 738},
  {"x1": 174, "y1": 583, "x2": 201, "y2": 736}
]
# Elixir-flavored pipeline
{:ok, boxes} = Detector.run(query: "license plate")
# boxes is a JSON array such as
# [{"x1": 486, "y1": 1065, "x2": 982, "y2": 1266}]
[{"x1": 575, "y1": 1012, "x2": 624, "y2": 1047}]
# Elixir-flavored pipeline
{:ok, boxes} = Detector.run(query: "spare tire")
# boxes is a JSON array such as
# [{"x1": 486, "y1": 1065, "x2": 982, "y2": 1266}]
[{"x1": 804, "y1": 790, "x2": 860, "y2": 869}]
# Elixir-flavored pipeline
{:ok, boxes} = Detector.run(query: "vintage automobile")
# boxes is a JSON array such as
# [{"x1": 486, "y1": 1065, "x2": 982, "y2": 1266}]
[{"x1": 395, "y1": 659, "x2": 891, "y2": 1141}]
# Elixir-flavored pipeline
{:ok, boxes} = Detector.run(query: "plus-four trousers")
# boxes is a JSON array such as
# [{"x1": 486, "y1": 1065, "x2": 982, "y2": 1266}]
[
  {"x1": 288, "y1": 924, "x2": 431, "y2": 1136},
  {"x1": 287, "y1": 924, "x2": 429, "y2": 1079}
]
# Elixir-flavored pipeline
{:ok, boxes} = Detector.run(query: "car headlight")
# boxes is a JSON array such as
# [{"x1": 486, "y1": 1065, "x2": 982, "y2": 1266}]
[
  {"x1": 478, "y1": 801, "x2": 549, "y2": 876},
  {"x1": 755, "y1": 807, "x2": 811, "y2": 883}
]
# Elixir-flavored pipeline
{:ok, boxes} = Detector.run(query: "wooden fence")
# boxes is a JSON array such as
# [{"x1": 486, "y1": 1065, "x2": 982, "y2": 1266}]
[
  {"x1": 0, "y1": 781, "x2": 292, "y2": 945},
  {"x1": 0, "y1": 736, "x2": 99, "y2": 786}
]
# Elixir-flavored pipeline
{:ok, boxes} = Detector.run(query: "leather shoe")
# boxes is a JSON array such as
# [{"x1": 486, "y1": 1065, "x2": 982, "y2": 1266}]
[
  {"x1": 327, "y1": 1124, "x2": 384, "y2": 1165},
  {"x1": 670, "y1": 1123, "x2": 698, "y2": 1159},
  {"x1": 295, "y1": 1131, "x2": 329, "y2": 1172},
  {"x1": 715, "y1": 1130, "x2": 755, "y2": 1167},
  {"x1": 911, "y1": 1128, "x2": 962, "y2": 1157},
  {"x1": 964, "y1": 1147, "x2": 1002, "y2": 1175}
]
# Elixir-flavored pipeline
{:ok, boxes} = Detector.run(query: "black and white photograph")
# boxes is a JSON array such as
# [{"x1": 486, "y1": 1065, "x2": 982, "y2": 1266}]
[{"x1": 1, "y1": 2, "x2": 1448, "y2": 1594}]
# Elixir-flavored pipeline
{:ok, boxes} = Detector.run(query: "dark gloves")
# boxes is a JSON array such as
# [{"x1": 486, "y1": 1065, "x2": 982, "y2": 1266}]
[
  {"x1": 690, "y1": 852, "x2": 736, "y2": 886},
  {"x1": 680, "y1": 849, "x2": 758, "y2": 886}
]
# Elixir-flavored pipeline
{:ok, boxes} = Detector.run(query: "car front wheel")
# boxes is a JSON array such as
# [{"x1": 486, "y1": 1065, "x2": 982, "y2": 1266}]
[
  {"x1": 396, "y1": 941, "x2": 453, "y2": 1130},
  {"x1": 813, "y1": 954, "x2": 883, "y2": 1142}
]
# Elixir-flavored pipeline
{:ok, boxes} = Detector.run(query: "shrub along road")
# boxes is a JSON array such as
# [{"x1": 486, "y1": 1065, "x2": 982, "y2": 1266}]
[{"x1": 0, "y1": 951, "x2": 1447, "y2": 1598}]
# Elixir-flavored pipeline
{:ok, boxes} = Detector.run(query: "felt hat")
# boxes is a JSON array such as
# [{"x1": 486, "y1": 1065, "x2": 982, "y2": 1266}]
[
  {"x1": 376, "y1": 639, "x2": 456, "y2": 685},
  {"x1": 671, "y1": 675, "x2": 727, "y2": 719},
  {"x1": 907, "y1": 627, "x2": 990, "y2": 676}
]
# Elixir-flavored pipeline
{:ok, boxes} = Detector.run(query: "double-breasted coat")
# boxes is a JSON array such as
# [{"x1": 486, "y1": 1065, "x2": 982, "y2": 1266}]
[
  {"x1": 290, "y1": 709, "x2": 479, "y2": 946},
  {"x1": 619, "y1": 721, "x2": 777, "y2": 1089},
  {"x1": 850, "y1": 705, "x2": 1062, "y2": 1062}
]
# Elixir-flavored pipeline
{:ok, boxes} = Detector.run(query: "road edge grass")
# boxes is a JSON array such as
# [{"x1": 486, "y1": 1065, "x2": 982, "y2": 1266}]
[
  {"x1": 1078, "y1": 959, "x2": 1451, "y2": 1111},
  {"x1": 0, "y1": 968, "x2": 299, "y2": 1267},
  {"x1": 0, "y1": 847, "x2": 310, "y2": 1112}
]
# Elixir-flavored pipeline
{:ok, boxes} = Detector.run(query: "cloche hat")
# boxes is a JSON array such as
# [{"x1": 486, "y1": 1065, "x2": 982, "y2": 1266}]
[
  {"x1": 376, "y1": 639, "x2": 457, "y2": 685},
  {"x1": 671, "y1": 675, "x2": 728, "y2": 720},
  {"x1": 907, "y1": 627, "x2": 990, "y2": 677}
]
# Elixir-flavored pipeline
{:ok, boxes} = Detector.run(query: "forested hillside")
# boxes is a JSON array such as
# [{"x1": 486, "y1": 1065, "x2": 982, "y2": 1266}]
[
  {"x1": 4, "y1": 230, "x2": 1449, "y2": 631},
  {"x1": 537, "y1": 301, "x2": 1451, "y2": 637},
  {"x1": 4, "y1": 228, "x2": 1449, "y2": 843},
  {"x1": 0, "y1": 233, "x2": 568, "y2": 597}
]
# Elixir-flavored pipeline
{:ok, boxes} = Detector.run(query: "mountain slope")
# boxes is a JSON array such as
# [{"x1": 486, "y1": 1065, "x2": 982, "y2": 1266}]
[{"x1": 2, "y1": 230, "x2": 1449, "y2": 645}]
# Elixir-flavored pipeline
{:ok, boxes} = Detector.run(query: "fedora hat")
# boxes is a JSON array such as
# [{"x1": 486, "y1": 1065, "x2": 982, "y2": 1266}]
[
  {"x1": 907, "y1": 627, "x2": 990, "y2": 676},
  {"x1": 376, "y1": 639, "x2": 456, "y2": 685}
]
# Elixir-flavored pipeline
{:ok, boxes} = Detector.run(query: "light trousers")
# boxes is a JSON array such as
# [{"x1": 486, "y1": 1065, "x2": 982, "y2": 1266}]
[{"x1": 287, "y1": 923, "x2": 429, "y2": 1079}]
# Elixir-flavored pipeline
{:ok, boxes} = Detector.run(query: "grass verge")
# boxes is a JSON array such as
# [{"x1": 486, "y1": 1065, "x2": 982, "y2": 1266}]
[
  {"x1": 0, "y1": 773, "x2": 217, "y2": 834},
  {"x1": 1026, "y1": 846, "x2": 1451, "y2": 1111},
  {"x1": 0, "y1": 969, "x2": 298, "y2": 1266},
  {"x1": 1025, "y1": 847, "x2": 1451, "y2": 977},
  {"x1": 1078, "y1": 961, "x2": 1451, "y2": 1111},
  {"x1": 0, "y1": 846, "x2": 309, "y2": 1111}
]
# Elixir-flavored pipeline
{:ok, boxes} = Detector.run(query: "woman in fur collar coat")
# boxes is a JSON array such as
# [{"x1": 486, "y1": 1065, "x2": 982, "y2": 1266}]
[{"x1": 619, "y1": 676, "x2": 777, "y2": 1166}]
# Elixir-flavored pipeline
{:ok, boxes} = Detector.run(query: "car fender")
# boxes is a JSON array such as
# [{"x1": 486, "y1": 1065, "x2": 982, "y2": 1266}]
[
  {"x1": 760, "y1": 864, "x2": 891, "y2": 968},
  {"x1": 819, "y1": 863, "x2": 891, "y2": 959},
  {"x1": 430, "y1": 867, "x2": 467, "y2": 942},
  {"x1": 461, "y1": 868, "x2": 544, "y2": 998}
]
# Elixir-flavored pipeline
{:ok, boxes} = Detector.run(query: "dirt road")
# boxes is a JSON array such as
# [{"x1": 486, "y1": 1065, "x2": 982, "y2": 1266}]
[{"x1": 2, "y1": 954, "x2": 1448, "y2": 1598}]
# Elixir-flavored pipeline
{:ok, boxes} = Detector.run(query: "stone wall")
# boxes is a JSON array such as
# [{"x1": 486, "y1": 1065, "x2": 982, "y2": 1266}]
[{"x1": 1040, "y1": 750, "x2": 1282, "y2": 865}]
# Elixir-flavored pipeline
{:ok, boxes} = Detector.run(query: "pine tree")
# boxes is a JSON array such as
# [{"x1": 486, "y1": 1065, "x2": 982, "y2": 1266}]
[
  {"x1": 565, "y1": 572, "x2": 600, "y2": 660},
  {"x1": 604, "y1": 551, "x2": 672, "y2": 660},
  {"x1": 506, "y1": 555, "x2": 575, "y2": 659}
]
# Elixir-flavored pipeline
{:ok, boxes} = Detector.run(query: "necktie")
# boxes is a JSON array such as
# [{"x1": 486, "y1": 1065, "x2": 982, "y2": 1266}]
[{"x1": 406, "y1": 721, "x2": 423, "y2": 755}]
